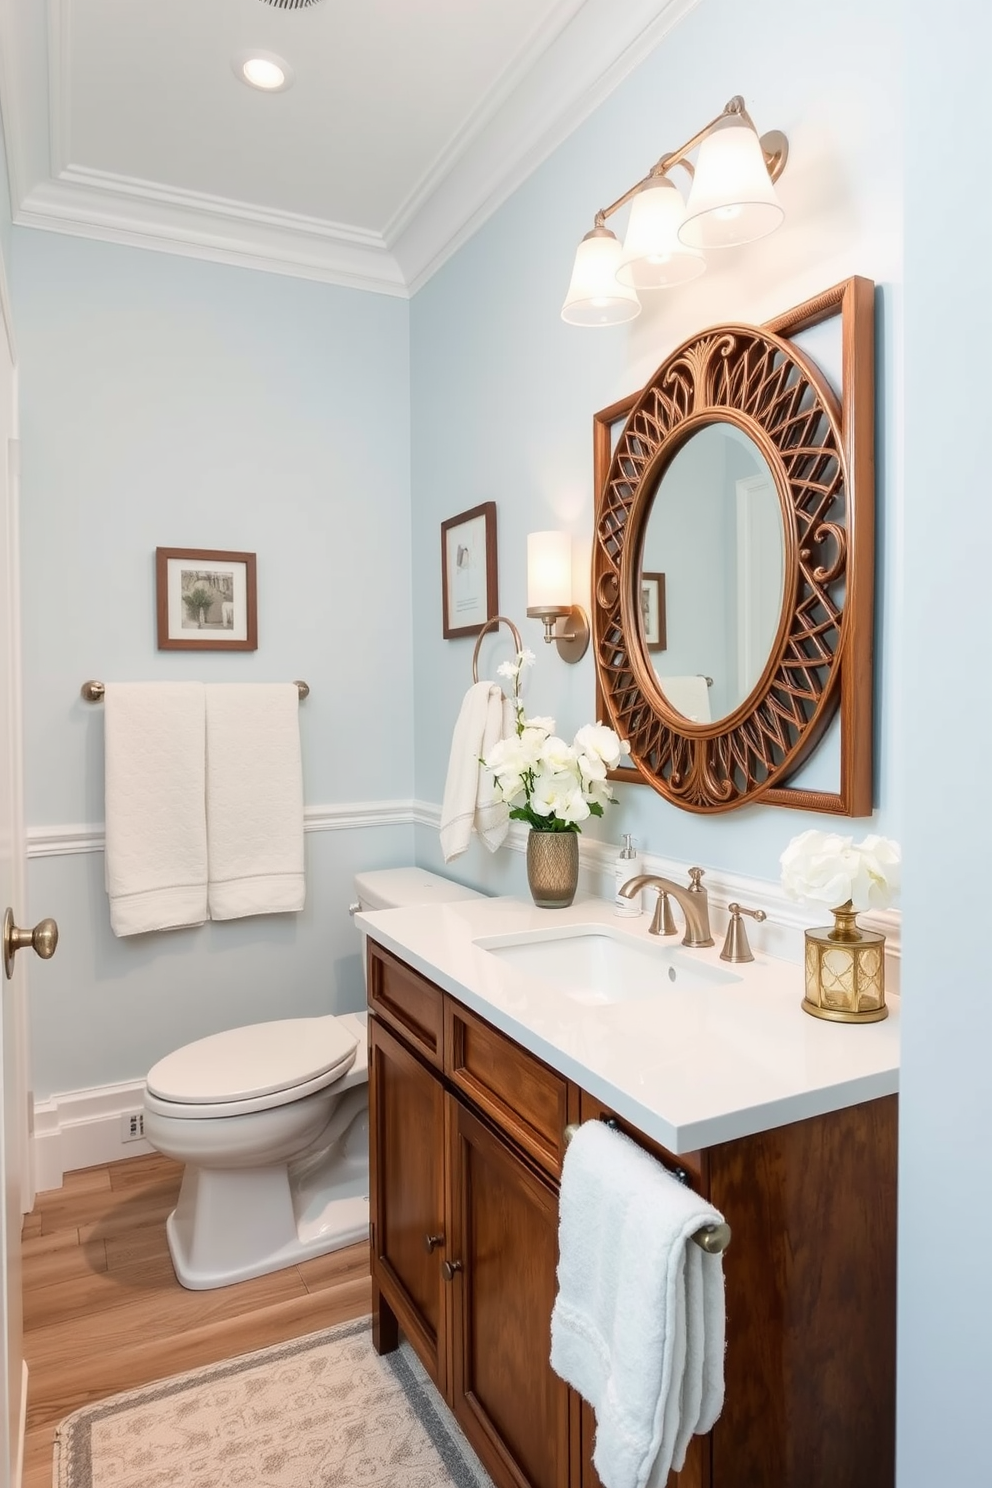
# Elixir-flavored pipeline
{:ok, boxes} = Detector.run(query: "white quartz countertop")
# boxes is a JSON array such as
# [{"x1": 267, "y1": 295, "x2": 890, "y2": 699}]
[{"x1": 356, "y1": 893, "x2": 900, "y2": 1154}]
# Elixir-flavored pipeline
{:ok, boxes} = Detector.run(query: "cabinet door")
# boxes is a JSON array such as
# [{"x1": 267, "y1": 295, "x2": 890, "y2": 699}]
[
  {"x1": 369, "y1": 1016, "x2": 449, "y2": 1394},
  {"x1": 446, "y1": 1096, "x2": 570, "y2": 1488}
]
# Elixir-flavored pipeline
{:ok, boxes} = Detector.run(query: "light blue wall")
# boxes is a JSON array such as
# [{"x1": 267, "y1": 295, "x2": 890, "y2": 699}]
[
  {"x1": 410, "y1": 0, "x2": 903, "y2": 892},
  {"x1": 11, "y1": 232, "x2": 415, "y2": 1096},
  {"x1": 897, "y1": 4, "x2": 992, "y2": 1482}
]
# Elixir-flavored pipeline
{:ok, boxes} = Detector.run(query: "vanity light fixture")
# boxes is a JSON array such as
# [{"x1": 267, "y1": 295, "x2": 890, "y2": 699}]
[
  {"x1": 526, "y1": 531, "x2": 590, "y2": 663},
  {"x1": 561, "y1": 95, "x2": 788, "y2": 326},
  {"x1": 234, "y1": 51, "x2": 294, "y2": 92}
]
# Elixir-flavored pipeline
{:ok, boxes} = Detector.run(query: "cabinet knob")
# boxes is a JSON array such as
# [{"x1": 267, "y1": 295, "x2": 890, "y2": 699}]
[
  {"x1": 424, "y1": 1233, "x2": 444, "y2": 1253},
  {"x1": 441, "y1": 1259, "x2": 463, "y2": 1281}
]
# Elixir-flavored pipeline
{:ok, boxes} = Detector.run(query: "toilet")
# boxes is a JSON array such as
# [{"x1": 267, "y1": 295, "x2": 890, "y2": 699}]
[{"x1": 142, "y1": 866, "x2": 483, "y2": 1291}]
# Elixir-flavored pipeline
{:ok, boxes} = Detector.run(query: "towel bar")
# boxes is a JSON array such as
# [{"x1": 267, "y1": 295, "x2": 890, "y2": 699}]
[
  {"x1": 563, "y1": 1121, "x2": 731, "y2": 1255},
  {"x1": 81, "y1": 679, "x2": 310, "y2": 702}
]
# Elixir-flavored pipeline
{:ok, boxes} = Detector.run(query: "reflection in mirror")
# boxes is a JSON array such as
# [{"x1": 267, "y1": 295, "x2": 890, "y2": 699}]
[{"x1": 639, "y1": 423, "x2": 784, "y2": 724}]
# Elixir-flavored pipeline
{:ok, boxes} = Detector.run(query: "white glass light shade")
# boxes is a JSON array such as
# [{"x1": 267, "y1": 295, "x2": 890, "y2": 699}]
[
  {"x1": 527, "y1": 532, "x2": 572, "y2": 611},
  {"x1": 617, "y1": 177, "x2": 705, "y2": 289},
  {"x1": 679, "y1": 115, "x2": 784, "y2": 249},
  {"x1": 561, "y1": 228, "x2": 641, "y2": 326}
]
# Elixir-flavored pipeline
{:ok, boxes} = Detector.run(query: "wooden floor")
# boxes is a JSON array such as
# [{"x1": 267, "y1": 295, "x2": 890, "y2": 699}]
[{"x1": 20, "y1": 1152, "x2": 372, "y2": 1488}]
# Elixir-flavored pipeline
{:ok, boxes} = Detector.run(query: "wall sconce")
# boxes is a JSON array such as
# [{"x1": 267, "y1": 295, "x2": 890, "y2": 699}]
[
  {"x1": 561, "y1": 95, "x2": 788, "y2": 327},
  {"x1": 526, "y1": 531, "x2": 590, "y2": 663}
]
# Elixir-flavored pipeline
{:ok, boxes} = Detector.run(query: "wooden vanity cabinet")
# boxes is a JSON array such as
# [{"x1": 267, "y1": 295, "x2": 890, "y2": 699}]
[{"x1": 367, "y1": 940, "x2": 897, "y2": 1488}]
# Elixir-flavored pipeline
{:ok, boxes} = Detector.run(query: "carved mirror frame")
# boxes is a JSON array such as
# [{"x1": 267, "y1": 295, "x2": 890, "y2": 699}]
[{"x1": 593, "y1": 276, "x2": 874, "y2": 815}]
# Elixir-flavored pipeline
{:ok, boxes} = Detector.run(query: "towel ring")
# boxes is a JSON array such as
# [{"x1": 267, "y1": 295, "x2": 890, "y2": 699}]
[
  {"x1": 563, "y1": 1120, "x2": 732, "y2": 1255},
  {"x1": 471, "y1": 615, "x2": 523, "y2": 684}
]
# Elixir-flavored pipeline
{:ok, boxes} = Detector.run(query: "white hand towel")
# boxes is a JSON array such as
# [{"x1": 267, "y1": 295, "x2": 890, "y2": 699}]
[
  {"x1": 657, "y1": 676, "x2": 712, "y2": 724},
  {"x1": 550, "y1": 1121, "x2": 726, "y2": 1488},
  {"x1": 103, "y1": 683, "x2": 208, "y2": 937},
  {"x1": 439, "y1": 682, "x2": 514, "y2": 863},
  {"x1": 204, "y1": 683, "x2": 305, "y2": 920}
]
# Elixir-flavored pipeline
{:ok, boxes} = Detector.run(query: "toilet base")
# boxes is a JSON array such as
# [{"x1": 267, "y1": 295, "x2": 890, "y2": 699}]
[
  {"x1": 166, "y1": 1189, "x2": 369, "y2": 1290},
  {"x1": 165, "y1": 1108, "x2": 370, "y2": 1290}
]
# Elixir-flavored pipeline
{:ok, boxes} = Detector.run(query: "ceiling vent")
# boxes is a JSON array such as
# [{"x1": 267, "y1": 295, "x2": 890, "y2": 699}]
[{"x1": 258, "y1": 0, "x2": 323, "y2": 8}]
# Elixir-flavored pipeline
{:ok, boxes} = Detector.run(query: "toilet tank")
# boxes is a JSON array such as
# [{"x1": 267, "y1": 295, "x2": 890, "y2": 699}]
[
  {"x1": 352, "y1": 867, "x2": 485, "y2": 988},
  {"x1": 354, "y1": 867, "x2": 486, "y2": 913}
]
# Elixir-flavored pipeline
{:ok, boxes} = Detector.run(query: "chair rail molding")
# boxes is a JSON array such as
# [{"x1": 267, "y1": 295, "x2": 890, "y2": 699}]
[{"x1": 26, "y1": 799, "x2": 419, "y2": 858}]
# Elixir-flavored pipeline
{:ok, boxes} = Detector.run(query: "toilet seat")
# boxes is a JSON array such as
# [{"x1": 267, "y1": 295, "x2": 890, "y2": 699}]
[{"x1": 145, "y1": 1016, "x2": 358, "y2": 1120}]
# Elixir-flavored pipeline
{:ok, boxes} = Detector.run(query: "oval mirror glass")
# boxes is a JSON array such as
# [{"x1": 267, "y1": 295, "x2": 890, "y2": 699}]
[{"x1": 638, "y1": 423, "x2": 785, "y2": 726}]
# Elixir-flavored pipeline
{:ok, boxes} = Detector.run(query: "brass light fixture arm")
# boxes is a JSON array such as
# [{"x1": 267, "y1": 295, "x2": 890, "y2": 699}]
[{"x1": 591, "y1": 95, "x2": 787, "y2": 230}]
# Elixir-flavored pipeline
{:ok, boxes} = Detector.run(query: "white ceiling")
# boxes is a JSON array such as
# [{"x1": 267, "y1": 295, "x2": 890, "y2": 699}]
[{"x1": 0, "y1": 0, "x2": 697, "y2": 294}]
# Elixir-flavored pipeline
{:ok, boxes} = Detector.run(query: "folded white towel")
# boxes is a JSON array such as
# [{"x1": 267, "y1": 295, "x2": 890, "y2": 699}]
[
  {"x1": 439, "y1": 682, "x2": 515, "y2": 863},
  {"x1": 204, "y1": 683, "x2": 305, "y2": 921},
  {"x1": 103, "y1": 683, "x2": 208, "y2": 937},
  {"x1": 550, "y1": 1121, "x2": 726, "y2": 1488},
  {"x1": 658, "y1": 675, "x2": 711, "y2": 724}
]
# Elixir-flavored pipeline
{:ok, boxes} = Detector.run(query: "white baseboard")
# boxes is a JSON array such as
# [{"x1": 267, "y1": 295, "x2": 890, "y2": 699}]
[{"x1": 33, "y1": 1078, "x2": 154, "y2": 1193}]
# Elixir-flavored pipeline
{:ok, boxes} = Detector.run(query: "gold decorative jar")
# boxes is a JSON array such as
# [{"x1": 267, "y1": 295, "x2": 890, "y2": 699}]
[
  {"x1": 802, "y1": 900, "x2": 887, "y2": 1023},
  {"x1": 526, "y1": 829, "x2": 579, "y2": 909}
]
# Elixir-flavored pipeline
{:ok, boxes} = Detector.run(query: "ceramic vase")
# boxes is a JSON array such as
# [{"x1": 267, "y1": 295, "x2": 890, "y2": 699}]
[
  {"x1": 802, "y1": 899, "x2": 887, "y2": 1022},
  {"x1": 526, "y1": 829, "x2": 579, "y2": 909}
]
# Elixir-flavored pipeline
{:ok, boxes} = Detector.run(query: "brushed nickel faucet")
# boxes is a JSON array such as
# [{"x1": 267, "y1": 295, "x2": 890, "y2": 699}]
[{"x1": 618, "y1": 866, "x2": 714, "y2": 948}]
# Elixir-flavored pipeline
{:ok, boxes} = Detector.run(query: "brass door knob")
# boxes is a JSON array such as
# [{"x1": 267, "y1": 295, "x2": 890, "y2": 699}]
[
  {"x1": 441, "y1": 1259, "x2": 463, "y2": 1281},
  {"x1": 424, "y1": 1233, "x2": 444, "y2": 1253},
  {"x1": 3, "y1": 907, "x2": 59, "y2": 981}
]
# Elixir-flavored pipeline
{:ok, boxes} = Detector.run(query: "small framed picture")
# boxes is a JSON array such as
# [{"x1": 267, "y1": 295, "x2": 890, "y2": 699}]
[
  {"x1": 156, "y1": 548, "x2": 258, "y2": 651},
  {"x1": 441, "y1": 502, "x2": 498, "y2": 638},
  {"x1": 640, "y1": 572, "x2": 667, "y2": 651}
]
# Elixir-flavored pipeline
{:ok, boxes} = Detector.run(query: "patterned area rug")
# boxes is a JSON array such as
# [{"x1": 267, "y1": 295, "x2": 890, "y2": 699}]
[{"x1": 54, "y1": 1317, "x2": 493, "y2": 1488}]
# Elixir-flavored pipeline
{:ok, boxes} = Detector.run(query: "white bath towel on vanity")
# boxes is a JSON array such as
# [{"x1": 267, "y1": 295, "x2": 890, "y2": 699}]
[
  {"x1": 103, "y1": 682, "x2": 208, "y2": 937},
  {"x1": 439, "y1": 681, "x2": 515, "y2": 862},
  {"x1": 204, "y1": 683, "x2": 305, "y2": 920},
  {"x1": 550, "y1": 1120, "x2": 726, "y2": 1488}
]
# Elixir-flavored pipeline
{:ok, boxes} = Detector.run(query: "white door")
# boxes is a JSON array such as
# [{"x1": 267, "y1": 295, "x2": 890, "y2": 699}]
[{"x1": 0, "y1": 276, "x2": 29, "y2": 1487}]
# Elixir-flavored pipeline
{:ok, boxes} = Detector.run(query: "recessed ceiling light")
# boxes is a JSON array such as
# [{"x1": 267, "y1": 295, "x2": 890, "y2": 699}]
[{"x1": 233, "y1": 50, "x2": 294, "y2": 92}]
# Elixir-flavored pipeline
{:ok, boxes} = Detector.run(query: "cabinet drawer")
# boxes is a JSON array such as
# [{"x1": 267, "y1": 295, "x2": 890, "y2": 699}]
[
  {"x1": 368, "y1": 942, "x2": 443, "y2": 1069},
  {"x1": 445, "y1": 998, "x2": 569, "y2": 1179}
]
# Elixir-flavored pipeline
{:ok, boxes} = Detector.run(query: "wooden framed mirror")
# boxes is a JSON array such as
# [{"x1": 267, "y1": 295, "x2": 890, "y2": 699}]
[{"x1": 593, "y1": 276, "x2": 874, "y2": 815}]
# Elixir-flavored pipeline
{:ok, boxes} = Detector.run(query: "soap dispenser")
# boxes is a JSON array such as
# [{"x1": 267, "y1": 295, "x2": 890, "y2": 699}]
[{"x1": 613, "y1": 834, "x2": 642, "y2": 917}]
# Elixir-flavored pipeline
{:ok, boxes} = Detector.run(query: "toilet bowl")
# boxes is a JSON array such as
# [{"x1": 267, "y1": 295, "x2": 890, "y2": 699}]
[{"x1": 143, "y1": 866, "x2": 483, "y2": 1291}]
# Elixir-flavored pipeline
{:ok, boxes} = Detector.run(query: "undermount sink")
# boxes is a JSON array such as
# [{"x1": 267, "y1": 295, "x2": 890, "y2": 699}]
[{"x1": 474, "y1": 924, "x2": 742, "y2": 1005}]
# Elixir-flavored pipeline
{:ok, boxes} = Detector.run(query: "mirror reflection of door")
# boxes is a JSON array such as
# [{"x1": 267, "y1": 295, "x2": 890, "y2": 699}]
[{"x1": 638, "y1": 422, "x2": 785, "y2": 724}]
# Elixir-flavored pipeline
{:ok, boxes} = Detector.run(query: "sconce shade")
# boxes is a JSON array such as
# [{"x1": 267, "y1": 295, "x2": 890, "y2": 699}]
[
  {"x1": 527, "y1": 531, "x2": 572, "y2": 611},
  {"x1": 617, "y1": 177, "x2": 705, "y2": 289},
  {"x1": 561, "y1": 227, "x2": 641, "y2": 326},
  {"x1": 679, "y1": 114, "x2": 784, "y2": 249}
]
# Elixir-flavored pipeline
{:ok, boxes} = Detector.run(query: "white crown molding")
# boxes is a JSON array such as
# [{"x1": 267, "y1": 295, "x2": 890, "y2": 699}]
[
  {"x1": 1, "y1": 0, "x2": 699, "y2": 294},
  {"x1": 15, "y1": 176, "x2": 410, "y2": 295}
]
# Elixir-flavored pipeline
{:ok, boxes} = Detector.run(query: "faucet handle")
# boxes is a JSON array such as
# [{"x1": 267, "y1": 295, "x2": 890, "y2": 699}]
[
  {"x1": 649, "y1": 889, "x2": 678, "y2": 937},
  {"x1": 688, "y1": 866, "x2": 706, "y2": 892},
  {"x1": 720, "y1": 902, "x2": 767, "y2": 963}
]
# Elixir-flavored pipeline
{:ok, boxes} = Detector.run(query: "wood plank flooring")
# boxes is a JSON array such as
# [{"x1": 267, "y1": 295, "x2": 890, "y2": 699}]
[{"x1": 20, "y1": 1152, "x2": 372, "y2": 1488}]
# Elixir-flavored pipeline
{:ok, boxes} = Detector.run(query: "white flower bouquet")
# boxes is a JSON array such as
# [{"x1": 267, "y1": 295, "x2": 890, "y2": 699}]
[
  {"x1": 780, "y1": 828, "x2": 901, "y2": 913},
  {"x1": 482, "y1": 650, "x2": 630, "y2": 833}
]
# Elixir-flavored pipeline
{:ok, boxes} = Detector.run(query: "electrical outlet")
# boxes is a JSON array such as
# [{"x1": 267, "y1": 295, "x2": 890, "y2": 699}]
[{"x1": 121, "y1": 1111, "x2": 145, "y2": 1142}]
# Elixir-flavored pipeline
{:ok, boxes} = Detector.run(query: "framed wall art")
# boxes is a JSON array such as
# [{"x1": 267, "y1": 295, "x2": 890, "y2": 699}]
[
  {"x1": 156, "y1": 547, "x2": 258, "y2": 651},
  {"x1": 440, "y1": 502, "x2": 498, "y2": 638}
]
